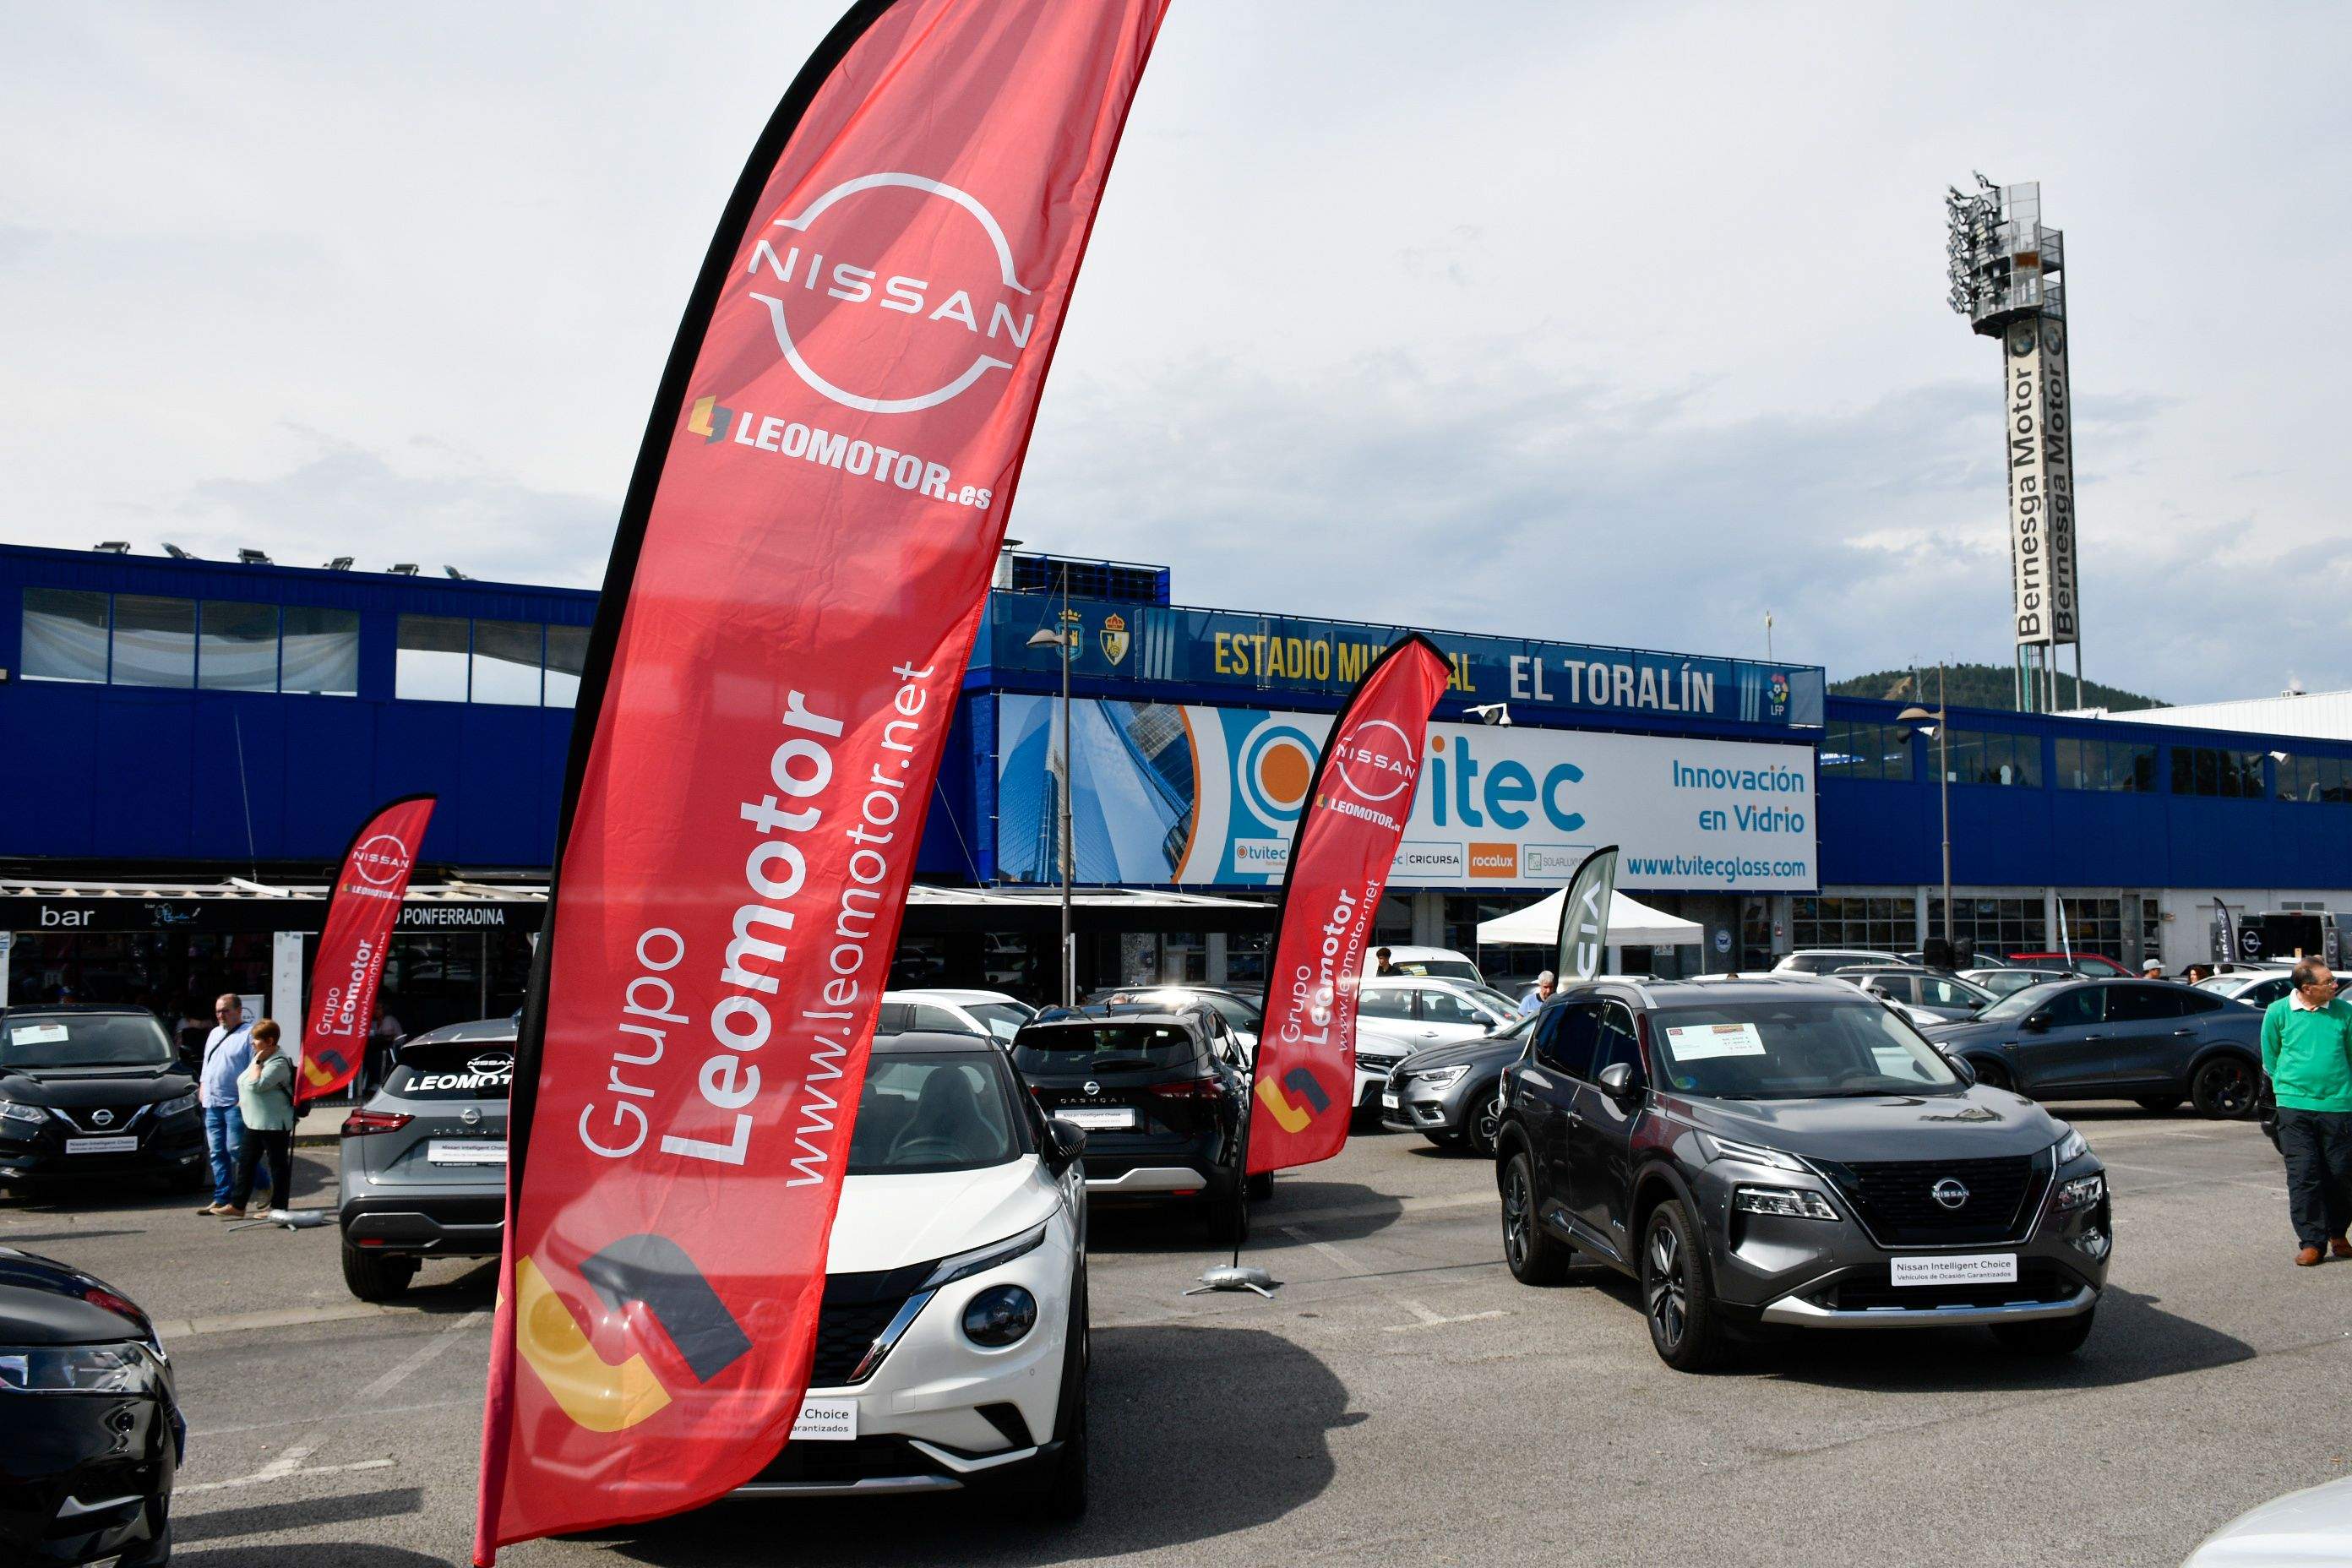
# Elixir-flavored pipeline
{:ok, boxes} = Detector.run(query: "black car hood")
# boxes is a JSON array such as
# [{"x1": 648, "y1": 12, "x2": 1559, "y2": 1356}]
[
  {"x1": 1665, "y1": 1086, "x2": 2060, "y2": 1162},
  {"x1": 0, "y1": 1065, "x2": 192, "y2": 1108},
  {"x1": 0, "y1": 1247, "x2": 155, "y2": 1346},
  {"x1": 1398, "y1": 1036, "x2": 1524, "y2": 1075}
]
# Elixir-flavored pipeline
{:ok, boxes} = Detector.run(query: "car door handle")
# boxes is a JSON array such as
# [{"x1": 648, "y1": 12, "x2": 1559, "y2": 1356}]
[
  {"x1": 2171, "y1": 1027, "x2": 2197, "y2": 1036},
  {"x1": 2079, "y1": 1033, "x2": 2103, "y2": 1041}
]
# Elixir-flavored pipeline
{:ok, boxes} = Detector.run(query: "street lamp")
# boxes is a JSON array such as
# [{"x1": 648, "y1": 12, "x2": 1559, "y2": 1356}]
[
  {"x1": 1026, "y1": 586, "x2": 1078, "y2": 1006},
  {"x1": 1897, "y1": 662, "x2": 1952, "y2": 960}
]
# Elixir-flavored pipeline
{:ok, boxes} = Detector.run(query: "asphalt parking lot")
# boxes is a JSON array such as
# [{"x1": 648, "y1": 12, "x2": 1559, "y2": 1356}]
[{"x1": 7, "y1": 1106, "x2": 2346, "y2": 1568}]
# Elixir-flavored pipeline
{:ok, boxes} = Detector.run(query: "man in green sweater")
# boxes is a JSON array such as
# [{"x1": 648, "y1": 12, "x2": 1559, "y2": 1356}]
[{"x1": 2260, "y1": 960, "x2": 2352, "y2": 1266}]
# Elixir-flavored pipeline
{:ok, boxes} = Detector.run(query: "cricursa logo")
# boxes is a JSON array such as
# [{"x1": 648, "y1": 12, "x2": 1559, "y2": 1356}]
[
  {"x1": 744, "y1": 172, "x2": 1037, "y2": 416},
  {"x1": 514, "y1": 1234, "x2": 752, "y2": 1435},
  {"x1": 350, "y1": 833, "x2": 413, "y2": 888}
]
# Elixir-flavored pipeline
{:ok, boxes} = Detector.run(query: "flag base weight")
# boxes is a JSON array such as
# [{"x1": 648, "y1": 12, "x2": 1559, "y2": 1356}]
[
  {"x1": 227, "y1": 1209, "x2": 335, "y2": 1232},
  {"x1": 1186, "y1": 1264, "x2": 1280, "y2": 1297}
]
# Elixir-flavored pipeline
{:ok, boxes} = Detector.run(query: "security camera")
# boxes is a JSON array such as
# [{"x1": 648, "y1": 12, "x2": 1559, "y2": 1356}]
[{"x1": 1467, "y1": 704, "x2": 1512, "y2": 727}]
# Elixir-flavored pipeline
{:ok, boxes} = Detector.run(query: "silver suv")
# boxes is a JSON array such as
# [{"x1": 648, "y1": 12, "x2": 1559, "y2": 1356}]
[{"x1": 335, "y1": 1018, "x2": 514, "y2": 1300}]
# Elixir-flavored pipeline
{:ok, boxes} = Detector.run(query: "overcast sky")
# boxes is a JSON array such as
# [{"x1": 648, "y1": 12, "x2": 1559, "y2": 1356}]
[{"x1": 5, "y1": 3, "x2": 2346, "y2": 704}]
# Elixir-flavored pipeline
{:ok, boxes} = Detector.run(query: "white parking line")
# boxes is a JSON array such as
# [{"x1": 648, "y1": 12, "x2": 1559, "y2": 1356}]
[{"x1": 1280, "y1": 1225, "x2": 1511, "y2": 1332}]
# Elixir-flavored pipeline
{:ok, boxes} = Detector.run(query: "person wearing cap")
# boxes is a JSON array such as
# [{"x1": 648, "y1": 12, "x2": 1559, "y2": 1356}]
[
  {"x1": 2142, "y1": 959, "x2": 2170, "y2": 981},
  {"x1": 1518, "y1": 970, "x2": 1558, "y2": 1011},
  {"x1": 2260, "y1": 959, "x2": 2352, "y2": 1266}
]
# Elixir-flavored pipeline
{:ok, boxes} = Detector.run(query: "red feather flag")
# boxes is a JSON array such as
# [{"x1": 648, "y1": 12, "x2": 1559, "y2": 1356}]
[{"x1": 296, "y1": 794, "x2": 436, "y2": 1104}]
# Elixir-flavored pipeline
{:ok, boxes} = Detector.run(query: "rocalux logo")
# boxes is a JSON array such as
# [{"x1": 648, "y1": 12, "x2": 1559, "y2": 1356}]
[
  {"x1": 351, "y1": 833, "x2": 414, "y2": 887},
  {"x1": 1330, "y1": 719, "x2": 1418, "y2": 804},
  {"x1": 746, "y1": 172, "x2": 1036, "y2": 416}
]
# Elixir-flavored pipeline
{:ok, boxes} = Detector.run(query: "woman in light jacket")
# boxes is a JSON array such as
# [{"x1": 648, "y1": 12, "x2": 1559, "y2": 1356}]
[{"x1": 222, "y1": 1019, "x2": 297, "y2": 1220}]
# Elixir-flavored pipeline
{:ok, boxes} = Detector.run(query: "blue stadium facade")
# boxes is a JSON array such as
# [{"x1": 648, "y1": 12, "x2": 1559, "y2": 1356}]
[{"x1": 7, "y1": 541, "x2": 2350, "y2": 1018}]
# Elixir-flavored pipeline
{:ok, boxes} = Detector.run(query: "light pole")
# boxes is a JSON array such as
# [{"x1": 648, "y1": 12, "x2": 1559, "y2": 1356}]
[
  {"x1": 1026, "y1": 583, "x2": 1077, "y2": 1006},
  {"x1": 1897, "y1": 662, "x2": 1952, "y2": 958}
]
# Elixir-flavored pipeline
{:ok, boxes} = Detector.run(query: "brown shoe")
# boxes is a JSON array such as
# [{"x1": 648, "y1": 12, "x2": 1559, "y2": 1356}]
[
  {"x1": 216, "y1": 1206, "x2": 247, "y2": 1220},
  {"x1": 195, "y1": 1203, "x2": 226, "y2": 1216},
  {"x1": 2297, "y1": 1246, "x2": 2324, "y2": 1266},
  {"x1": 2332, "y1": 1236, "x2": 2352, "y2": 1260}
]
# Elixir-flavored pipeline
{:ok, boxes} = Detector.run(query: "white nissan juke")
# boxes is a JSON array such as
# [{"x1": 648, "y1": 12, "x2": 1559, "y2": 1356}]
[{"x1": 733, "y1": 1029, "x2": 1091, "y2": 1513}]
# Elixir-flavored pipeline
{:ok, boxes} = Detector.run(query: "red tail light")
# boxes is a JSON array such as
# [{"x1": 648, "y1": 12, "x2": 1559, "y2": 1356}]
[
  {"x1": 341, "y1": 1109, "x2": 413, "y2": 1136},
  {"x1": 1152, "y1": 1075, "x2": 1222, "y2": 1101}
]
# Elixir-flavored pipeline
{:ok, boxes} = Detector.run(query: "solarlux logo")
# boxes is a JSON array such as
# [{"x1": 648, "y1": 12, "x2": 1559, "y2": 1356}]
[
  {"x1": 351, "y1": 833, "x2": 413, "y2": 887},
  {"x1": 1331, "y1": 720, "x2": 1418, "y2": 804},
  {"x1": 744, "y1": 173, "x2": 1037, "y2": 416}
]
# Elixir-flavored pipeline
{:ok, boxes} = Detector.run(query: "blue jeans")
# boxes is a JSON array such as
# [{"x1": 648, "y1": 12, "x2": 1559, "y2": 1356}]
[{"x1": 202, "y1": 1104, "x2": 271, "y2": 1205}]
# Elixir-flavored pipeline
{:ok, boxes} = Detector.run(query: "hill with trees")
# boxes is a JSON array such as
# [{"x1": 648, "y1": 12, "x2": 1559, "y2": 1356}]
[{"x1": 1829, "y1": 662, "x2": 2165, "y2": 714}]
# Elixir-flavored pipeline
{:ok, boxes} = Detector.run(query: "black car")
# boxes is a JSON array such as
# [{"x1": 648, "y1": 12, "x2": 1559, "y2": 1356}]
[
  {"x1": 1380, "y1": 1012, "x2": 1533, "y2": 1155},
  {"x1": 1919, "y1": 977, "x2": 2266, "y2": 1117},
  {"x1": 1497, "y1": 977, "x2": 2110, "y2": 1371},
  {"x1": 336, "y1": 1021, "x2": 514, "y2": 1300},
  {"x1": 1010, "y1": 1007, "x2": 1257, "y2": 1240},
  {"x1": 0, "y1": 1008, "x2": 207, "y2": 1194},
  {"x1": 0, "y1": 1247, "x2": 181, "y2": 1565}
]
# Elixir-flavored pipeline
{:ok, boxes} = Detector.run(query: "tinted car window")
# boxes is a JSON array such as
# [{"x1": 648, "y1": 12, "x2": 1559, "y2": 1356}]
[
  {"x1": 1394, "y1": 960, "x2": 1481, "y2": 983},
  {"x1": 2179, "y1": 990, "x2": 2227, "y2": 1015},
  {"x1": 2109, "y1": 984, "x2": 2186, "y2": 1022},
  {"x1": 385, "y1": 1045, "x2": 516, "y2": 1100},
  {"x1": 1917, "y1": 976, "x2": 1987, "y2": 1009},
  {"x1": 965, "y1": 1002, "x2": 1033, "y2": 1043},
  {"x1": 912, "y1": 1004, "x2": 969, "y2": 1034},
  {"x1": 874, "y1": 1003, "x2": 917, "y2": 1036},
  {"x1": 2043, "y1": 986, "x2": 2106, "y2": 1027},
  {"x1": 1592, "y1": 1005, "x2": 1642, "y2": 1081},
  {"x1": 2244, "y1": 977, "x2": 2293, "y2": 1008},
  {"x1": 1012, "y1": 1023, "x2": 1199, "y2": 1074},
  {"x1": 2, "y1": 1013, "x2": 173, "y2": 1069},
  {"x1": 1649, "y1": 998, "x2": 1959, "y2": 1099},
  {"x1": 847, "y1": 1054, "x2": 1020, "y2": 1173},
  {"x1": 1535, "y1": 1003, "x2": 1600, "y2": 1077},
  {"x1": 1419, "y1": 990, "x2": 1487, "y2": 1025},
  {"x1": 1358, "y1": 989, "x2": 1414, "y2": 1021}
]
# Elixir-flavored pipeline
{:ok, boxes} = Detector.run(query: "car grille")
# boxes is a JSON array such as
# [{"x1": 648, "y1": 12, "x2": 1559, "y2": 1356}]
[
  {"x1": 744, "y1": 1434, "x2": 941, "y2": 1485},
  {"x1": 808, "y1": 1257, "x2": 934, "y2": 1386},
  {"x1": 1815, "y1": 1153, "x2": 2046, "y2": 1246},
  {"x1": 1826, "y1": 1260, "x2": 2079, "y2": 1313},
  {"x1": 49, "y1": 1103, "x2": 150, "y2": 1135}
]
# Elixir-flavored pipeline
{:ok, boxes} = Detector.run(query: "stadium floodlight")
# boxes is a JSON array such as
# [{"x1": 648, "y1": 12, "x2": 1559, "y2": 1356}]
[
  {"x1": 237, "y1": 548, "x2": 272, "y2": 564},
  {"x1": 444, "y1": 565, "x2": 472, "y2": 580},
  {"x1": 389, "y1": 564, "x2": 419, "y2": 575},
  {"x1": 93, "y1": 541, "x2": 130, "y2": 553},
  {"x1": 324, "y1": 556, "x2": 354, "y2": 571},
  {"x1": 161, "y1": 543, "x2": 196, "y2": 560}
]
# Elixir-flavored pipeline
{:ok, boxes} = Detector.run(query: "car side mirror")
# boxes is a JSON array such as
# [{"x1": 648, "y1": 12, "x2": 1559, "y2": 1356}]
[
  {"x1": 1045, "y1": 1117, "x2": 1087, "y2": 1173},
  {"x1": 2022, "y1": 1013, "x2": 2049, "y2": 1033},
  {"x1": 1598, "y1": 1061, "x2": 1640, "y2": 1103},
  {"x1": 1943, "y1": 1052, "x2": 1978, "y2": 1086}
]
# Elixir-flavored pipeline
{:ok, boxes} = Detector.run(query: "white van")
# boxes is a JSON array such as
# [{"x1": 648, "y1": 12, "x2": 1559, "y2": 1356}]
[{"x1": 1360, "y1": 945, "x2": 1485, "y2": 987}]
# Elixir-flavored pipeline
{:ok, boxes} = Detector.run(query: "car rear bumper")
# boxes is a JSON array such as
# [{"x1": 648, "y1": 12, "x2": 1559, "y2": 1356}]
[
  {"x1": 1075, "y1": 1139, "x2": 1233, "y2": 1200},
  {"x1": 339, "y1": 1191, "x2": 505, "y2": 1256}
]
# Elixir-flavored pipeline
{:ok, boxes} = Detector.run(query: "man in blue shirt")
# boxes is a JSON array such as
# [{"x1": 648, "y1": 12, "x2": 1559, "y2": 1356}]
[{"x1": 195, "y1": 994, "x2": 268, "y2": 1215}]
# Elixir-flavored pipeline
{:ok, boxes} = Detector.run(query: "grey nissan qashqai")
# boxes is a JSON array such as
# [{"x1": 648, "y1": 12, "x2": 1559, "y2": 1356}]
[
  {"x1": 1496, "y1": 975, "x2": 2110, "y2": 1371},
  {"x1": 336, "y1": 1019, "x2": 514, "y2": 1301}
]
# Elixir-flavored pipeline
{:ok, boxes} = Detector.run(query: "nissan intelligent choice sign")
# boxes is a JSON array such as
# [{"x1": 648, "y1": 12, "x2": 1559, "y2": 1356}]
[{"x1": 474, "y1": 1, "x2": 1172, "y2": 1557}]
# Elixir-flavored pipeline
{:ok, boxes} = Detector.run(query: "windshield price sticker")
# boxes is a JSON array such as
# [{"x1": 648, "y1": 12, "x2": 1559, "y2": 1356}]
[
  {"x1": 791, "y1": 1398, "x2": 858, "y2": 1442},
  {"x1": 1663, "y1": 1022, "x2": 1767, "y2": 1060},
  {"x1": 8, "y1": 1024, "x2": 69, "y2": 1047},
  {"x1": 1890, "y1": 1253, "x2": 2018, "y2": 1288}
]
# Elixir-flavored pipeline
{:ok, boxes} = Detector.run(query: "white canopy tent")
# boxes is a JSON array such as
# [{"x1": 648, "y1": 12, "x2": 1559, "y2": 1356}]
[{"x1": 1475, "y1": 889, "x2": 1705, "y2": 950}]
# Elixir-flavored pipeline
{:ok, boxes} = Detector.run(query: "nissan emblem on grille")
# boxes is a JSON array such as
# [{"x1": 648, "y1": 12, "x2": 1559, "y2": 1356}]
[
  {"x1": 1084, "y1": 1081, "x2": 1100, "y2": 1097},
  {"x1": 1932, "y1": 1179, "x2": 1970, "y2": 1210},
  {"x1": 91, "y1": 1108, "x2": 114, "y2": 1127}
]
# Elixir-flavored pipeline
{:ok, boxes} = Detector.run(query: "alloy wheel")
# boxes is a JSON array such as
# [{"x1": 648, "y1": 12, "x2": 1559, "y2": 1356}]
[
  {"x1": 1470, "y1": 1092, "x2": 1501, "y2": 1156},
  {"x1": 1503, "y1": 1166, "x2": 1531, "y2": 1270},
  {"x1": 1646, "y1": 1220, "x2": 1687, "y2": 1349},
  {"x1": 2199, "y1": 1058, "x2": 2255, "y2": 1116}
]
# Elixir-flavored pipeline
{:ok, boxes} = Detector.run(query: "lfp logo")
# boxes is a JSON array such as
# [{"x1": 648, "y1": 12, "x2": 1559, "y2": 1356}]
[{"x1": 743, "y1": 173, "x2": 1037, "y2": 416}]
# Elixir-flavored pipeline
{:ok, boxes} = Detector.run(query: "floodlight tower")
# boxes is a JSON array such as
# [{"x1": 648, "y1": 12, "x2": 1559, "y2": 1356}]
[{"x1": 1946, "y1": 175, "x2": 2082, "y2": 712}]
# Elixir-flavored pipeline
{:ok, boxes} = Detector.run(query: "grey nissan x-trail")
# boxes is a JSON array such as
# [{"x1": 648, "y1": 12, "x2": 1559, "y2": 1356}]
[
  {"x1": 336, "y1": 1019, "x2": 514, "y2": 1301},
  {"x1": 1496, "y1": 976, "x2": 2110, "y2": 1371}
]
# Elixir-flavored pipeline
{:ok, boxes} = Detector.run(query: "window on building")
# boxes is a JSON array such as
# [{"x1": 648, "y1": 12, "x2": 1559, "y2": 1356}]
[
  {"x1": 471, "y1": 620, "x2": 543, "y2": 706},
  {"x1": 1821, "y1": 721, "x2": 1910, "y2": 781},
  {"x1": 1941, "y1": 730, "x2": 2041, "y2": 787},
  {"x1": 2171, "y1": 746, "x2": 2263, "y2": 799},
  {"x1": 2055, "y1": 736, "x2": 2157, "y2": 792},
  {"x1": 197, "y1": 600, "x2": 279, "y2": 691},
  {"x1": 2276, "y1": 754, "x2": 2352, "y2": 804},
  {"x1": 2058, "y1": 896, "x2": 2126, "y2": 961},
  {"x1": 1791, "y1": 896, "x2": 1918, "y2": 953},
  {"x1": 281, "y1": 607, "x2": 360, "y2": 696},
  {"x1": 545, "y1": 624, "x2": 589, "y2": 709},
  {"x1": 396, "y1": 615, "x2": 471, "y2": 701},
  {"x1": 19, "y1": 588, "x2": 110, "y2": 683},
  {"x1": 111, "y1": 595, "x2": 196, "y2": 688},
  {"x1": 1927, "y1": 896, "x2": 2048, "y2": 959}
]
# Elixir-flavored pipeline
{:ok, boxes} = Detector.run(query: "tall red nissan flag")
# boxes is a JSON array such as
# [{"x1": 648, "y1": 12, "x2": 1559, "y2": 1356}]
[
  {"x1": 473, "y1": 0, "x2": 1170, "y2": 1557},
  {"x1": 295, "y1": 794, "x2": 437, "y2": 1104},
  {"x1": 1247, "y1": 635, "x2": 1453, "y2": 1176}
]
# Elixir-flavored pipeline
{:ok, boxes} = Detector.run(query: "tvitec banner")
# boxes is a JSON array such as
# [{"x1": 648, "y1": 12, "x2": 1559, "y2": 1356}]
[{"x1": 995, "y1": 698, "x2": 1818, "y2": 890}]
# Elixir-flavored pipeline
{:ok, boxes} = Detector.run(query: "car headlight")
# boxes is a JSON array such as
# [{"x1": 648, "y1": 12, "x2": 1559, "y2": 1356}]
[
  {"x1": 2054, "y1": 1125, "x2": 2088, "y2": 1164},
  {"x1": 0, "y1": 1100, "x2": 46, "y2": 1131},
  {"x1": 154, "y1": 1091, "x2": 199, "y2": 1119},
  {"x1": 921, "y1": 1222, "x2": 1048, "y2": 1290},
  {"x1": 1694, "y1": 1130, "x2": 1806, "y2": 1172},
  {"x1": 0, "y1": 1342, "x2": 155, "y2": 1394},
  {"x1": 2057, "y1": 1173, "x2": 2104, "y2": 1211},
  {"x1": 961, "y1": 1284, "x2": 1038, "y2": 1348},
  {"x1": 1733, "y1": 1184, "x2": 1839, "y2": 1221},
  {"x1": 1407, "y1": 1064, "x2": 1470, "y2": 1089}
]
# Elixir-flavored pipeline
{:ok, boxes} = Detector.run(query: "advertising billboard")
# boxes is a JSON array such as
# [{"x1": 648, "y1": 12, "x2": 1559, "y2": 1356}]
[
  {"x1": 2003, "y1": 315, "x2": 2080, "y2": 648},
  {"x1": 994, "y1": 696, "x2": 1817, "y2": 891}
]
